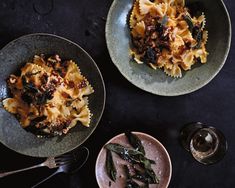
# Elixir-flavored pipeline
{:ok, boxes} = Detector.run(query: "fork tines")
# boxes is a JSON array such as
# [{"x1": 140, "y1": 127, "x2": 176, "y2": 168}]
[{"x1": 54, "y1": 154, "x2": 74, "y2": 166}]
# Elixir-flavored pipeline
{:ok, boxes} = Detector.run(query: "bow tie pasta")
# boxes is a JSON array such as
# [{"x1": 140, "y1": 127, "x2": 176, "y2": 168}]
[
  {"x1": 3, "y1": 54, "x2": 94, "y2": 137},
  {"x1": 129, "y1": 0, "x2": 208, "y2": 78}
]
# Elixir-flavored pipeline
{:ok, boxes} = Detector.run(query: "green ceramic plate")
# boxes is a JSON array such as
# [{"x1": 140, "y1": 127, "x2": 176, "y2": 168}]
[
  {"x1": 106, "y1": 0, "x2": 231, "y2": 96},
  {"x1": 0, "y1": 33, "x2": 106, "y2": 157}
]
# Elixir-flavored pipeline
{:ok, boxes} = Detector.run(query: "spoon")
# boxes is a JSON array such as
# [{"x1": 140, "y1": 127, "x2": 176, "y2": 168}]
[{"x1": 31, "y1": 146, "x2": 89, "y2": 188}]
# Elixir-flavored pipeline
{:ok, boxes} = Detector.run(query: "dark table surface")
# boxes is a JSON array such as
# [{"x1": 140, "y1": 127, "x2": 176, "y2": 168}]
[{"x1": 0, "y1": 0, "x2": 234, "y2": 187}]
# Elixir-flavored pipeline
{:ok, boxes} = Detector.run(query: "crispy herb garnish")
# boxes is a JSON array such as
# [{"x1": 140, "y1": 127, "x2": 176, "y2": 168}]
[
  {"x1": 25, "y1": 116, "x2": 50, "y2": 137},
  {"x1": 36, "y1": 93, "x2": 47, "y2": 105},
  {"x1": 192, "y1": 25, "x2": 200, "y2": 38},
  {"x1": 183, "y1": 15, "x2": 194, "y2": 33},
  {"x1": 21, "y1": 92, "x2": 33, "y2": 104},
  {"x1": 106, "y1": 150, "x2": 117, "y2": 182},
  {"x1": 105, "y1": 133, "x2": 159, "y2": 187},
  {"x1": 148, "y1": 159, "x2": 156, "y2": 164},
  {"x1": 193, "y1": 30, "x2": 203, "y2": 49},
  {"x1": 25, "y1": 83, "x2": 39, "y2": 93},
  {"x1": 195, "y1": 57, "x2": 201, "y2": 64},
  {"x1": 22, "y1": 75, "x2": 27, "y2": 87},
  {"x1": 161, "y1": 15, "x2": 168, "y2": 27},
  {"x1": 125, "y1": 131, "x2": 145, "y2": 155},
  {"x1": 133, "y1": 168, "x2": 159, "y2": 185},
  {"x1": 183, "y1": 14, "x2": 203, "y2": 49},
  {"x1": 146, "y1": 169, "x2": 159, "y2": 184},
  {"x1": 124, "y1": 165, "x2": 139, "y2": 188},
  {"x1": 140, "y1": 156, "x2": 151, "y2": 169},
  {"x1": 138, "y1": 157, "x2": 159, "y2": 184},
  {"x1": 22, "y1": 75, "x2": 55, "y2": 105},
  {"x1": 22, "y1": 76, "x2": 39, "y2": 93},
  {"x1": 105, "y1": 143, "x2": 145, "y2": 164},
  {"x1": 144, "y1": 47, "x2": 156, "y2": 64},
  {"x1": 126, "y1": 180, "x2": 141, "y2": 188},
  {"x1": 125, "y1": 165, "x2": 150, "y2": 188},
  {"x1": 105, "y1": 143, "x2": 155, "y2": 167},
  {"x1": 132, "y1": 169, "x2": 152, "y2": 184},
  {"x1": 124, "y1": 165, "x2": 132, "y2": 181}
]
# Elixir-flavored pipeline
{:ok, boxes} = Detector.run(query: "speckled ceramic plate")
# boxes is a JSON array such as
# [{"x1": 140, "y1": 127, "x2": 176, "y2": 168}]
[
  {"x1": 0, "y1": 33, "x2": 106, "y2": 157},
  {"x1": 95, "y1": 132, "x2": 172, "y2": 188},
  {"x1": 106, "y1": 0, "x2": 231, "y2": 96}
]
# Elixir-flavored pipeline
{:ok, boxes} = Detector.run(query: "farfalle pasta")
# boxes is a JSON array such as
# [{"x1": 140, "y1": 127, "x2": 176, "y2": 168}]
[
  {"x1": 3, "y1": 55, "x2": 94, "y2": 136},
  {"x1": 129, "y1": 0, "x2": 208, "y2": 78}
]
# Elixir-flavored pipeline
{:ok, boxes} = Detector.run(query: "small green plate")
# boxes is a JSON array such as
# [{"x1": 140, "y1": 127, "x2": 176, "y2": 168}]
[
  {"x1": 0, "y1": 33, "x2": 106, "y2": 157},
  {"x1": 106, "y1": 0, "x2": 231, "y2": 96}
]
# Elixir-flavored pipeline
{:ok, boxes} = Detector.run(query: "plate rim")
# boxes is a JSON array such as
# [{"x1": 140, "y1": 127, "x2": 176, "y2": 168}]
[
  {"x1": 0, "y1": 33, "x2": 106, "y2": 157},
  {"x1": 105, "y1": 0, "x2": 232, "y2": 96}
]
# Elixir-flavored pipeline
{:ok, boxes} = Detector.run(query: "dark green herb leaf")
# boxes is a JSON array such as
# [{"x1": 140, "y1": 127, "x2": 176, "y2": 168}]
[
  {"x1": 105, "y1": 143, "x2": 145, "y2": 164},
  {"x1": 126, "y1": 180, "x2": 141, "y2": 188},
  {"x1": 21, "y1": 92, "x2": 33, "y2": 104},
  {"x1": 36, "y1": 93, "x2": 47, "y2": 105},
  {"x1": 22, "y1": 75, "x2": 27, "y2": 86},
  {"x1": 105, "y1": 143, "x2": 155, "y2": 168},
  {"x1": 140, "y1": 156, "x2": 152, "y2": 170},
  {"x1": 156, "y1": 23, "x2": 164, "y2": 35},
  {"x1": 124, "y1": 165, "x2": 132, "y2": 180},
  {"x1": 105, "y1": 143, "x2": 144, "y2": 157},
  {"x1": 148, "y1": 159, "x2": 156, "y2": 164},
  {"x1": 133, "y1": 168, "x2": 159, "y2": 184},
  {"x1": 183, "y1": 15, "x2": 194, "y2": 33},
  {"x1": 132, "y1": 172, "x2": 152, "y2": 184},
  {"x1": 144, "y1": 47, "x2": 156, "y2": 64},
  {"x1": 192, "y1": 26, "x2": 200, "y2": 39},
  {"x1": 124, "y1": 165, "x2": 150, "y2": 188},
  {"x1": 195, "y1": 57, "x2": 201, "y2": 64},
  {"x1": 25, "y1": 118, "x2": 50, "y2": 137},
  {"x1": 161, "y1": 15, "x2": 168, "y2": 26},
  {"x1": 25, "y1": 83, "x2": 39, "y2": 93},
  {"x1": 145, "y1": 169, "x2": 159, "y2": 184},
  {"x1": 125, "y1": 131, "x2": 145, "y2": 155},
  {"x1": 193, "y1": 30, "x2": 202, "y2": 49},
  {"x1": 106, "y1": 150, "x2": 117, "y2": 182},
  {"x1": 22, "y1": 75, "x2": 39, "y2": 93},
  {"x1": 142, "y1": 184, "x2": 149, "y2": 188}
]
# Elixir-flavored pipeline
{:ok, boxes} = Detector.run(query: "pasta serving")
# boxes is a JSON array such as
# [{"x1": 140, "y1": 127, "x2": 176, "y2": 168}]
[
  {"x1": 129, "y1": 0, "x2": 208, "y2": 78},
  {"x1": 3, "y1": 54, "x2": 94, "y2": 136}
]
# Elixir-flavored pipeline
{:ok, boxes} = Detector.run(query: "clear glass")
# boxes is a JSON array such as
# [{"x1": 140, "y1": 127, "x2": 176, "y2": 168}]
[{"x1": 179, "y1": 122, "x2": 228, "y2": 165}]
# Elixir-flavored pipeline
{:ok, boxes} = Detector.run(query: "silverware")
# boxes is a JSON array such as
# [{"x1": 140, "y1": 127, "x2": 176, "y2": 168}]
[
  {"x1": 31, "y1": 146, "x2": 89, "y2": 188},
  {"x1": 0, "y1": 150, "x2": 75, "y2": 178}
]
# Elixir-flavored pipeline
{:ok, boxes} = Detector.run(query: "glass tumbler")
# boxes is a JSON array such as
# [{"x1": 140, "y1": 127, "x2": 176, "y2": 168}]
[{"x1": 179, "y1": 122, "x2": 228, "y2": 165}]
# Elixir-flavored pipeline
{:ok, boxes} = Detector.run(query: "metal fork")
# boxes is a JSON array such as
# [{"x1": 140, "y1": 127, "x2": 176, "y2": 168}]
[
  {"x1": 0, "y1": 153, "x2": 72, "y2": 178},
  {"x1": 31, "y1": 146, "x2": 89, "y2": 188}
]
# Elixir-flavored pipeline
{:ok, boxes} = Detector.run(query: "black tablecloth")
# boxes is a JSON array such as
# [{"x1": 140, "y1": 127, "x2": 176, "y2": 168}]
[{"x1": 0, "y1": 0, "x2": 234, "y2": 187}]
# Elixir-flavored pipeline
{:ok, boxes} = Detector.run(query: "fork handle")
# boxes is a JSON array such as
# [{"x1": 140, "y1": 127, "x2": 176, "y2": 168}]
[
  {"x1": 0, "y1": 163, "x2": 44, "y2": 178},
  {"x1": 31, "y1": 170, "x2": 60, "y2": 188}
]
